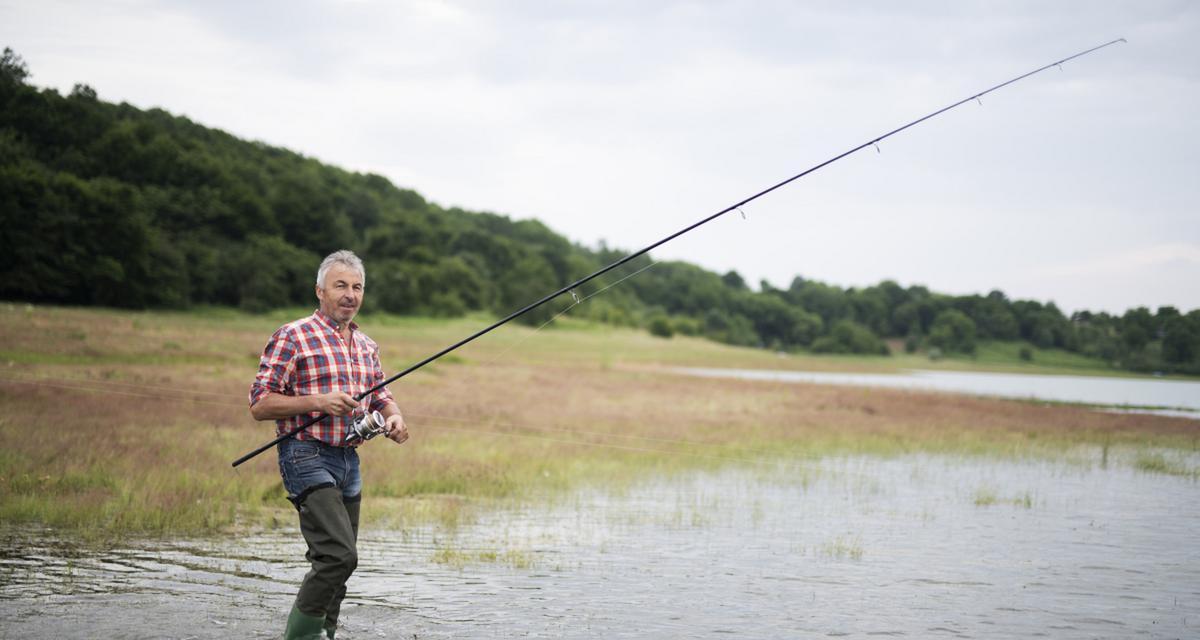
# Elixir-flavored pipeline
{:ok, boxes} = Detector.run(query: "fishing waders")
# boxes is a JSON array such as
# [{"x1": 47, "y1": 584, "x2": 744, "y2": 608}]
[{"x1": 284, "y1": 486, "x2": 361, "y2": 640}]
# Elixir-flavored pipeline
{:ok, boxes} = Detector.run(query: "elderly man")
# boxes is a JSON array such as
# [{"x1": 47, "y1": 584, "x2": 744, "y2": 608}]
[{"x1": 249, "y1": 249, "x2": 408, "y2": 640}]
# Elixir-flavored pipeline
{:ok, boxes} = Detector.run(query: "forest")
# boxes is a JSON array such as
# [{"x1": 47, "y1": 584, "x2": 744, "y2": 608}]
[{"x1": 2, "y1": 47, "x2": 1197, "y2": 375}]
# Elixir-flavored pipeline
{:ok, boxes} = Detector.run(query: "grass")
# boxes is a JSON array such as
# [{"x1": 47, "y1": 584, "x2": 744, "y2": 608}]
[
  {"x1": 886, "y1": 340, "x2": 1152, "y2": 379},
  {"x1": 1133, "y1": 452, "x2": 1199, "y2": 478},
  {"x1": 819, "y1": 535, "x2": 864, "y2": 560},
  {"x1": 431, "y1": 544, "x2": 536, "y2": 569},
  {"x1": 1, "y1": 303, "x2": 1197, "y2": 541},
  {"x1": 973, "y1": 488, "x2": 1035, "y2": 508}
]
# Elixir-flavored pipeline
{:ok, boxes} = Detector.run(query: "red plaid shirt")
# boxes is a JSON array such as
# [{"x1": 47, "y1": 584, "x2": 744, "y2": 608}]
[{"x1": 250, "y1": 309, "x2": 397, "y2": 446}]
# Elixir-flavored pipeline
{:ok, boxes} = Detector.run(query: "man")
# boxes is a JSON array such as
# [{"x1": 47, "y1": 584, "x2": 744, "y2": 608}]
[{"x1": 249, "y1": 249, "x2": 409, "y2": 640}]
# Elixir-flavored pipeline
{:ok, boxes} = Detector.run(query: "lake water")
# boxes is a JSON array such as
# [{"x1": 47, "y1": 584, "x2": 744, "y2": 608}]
[
  {"x1": 673, "y1": 367, "x2": 1200, "y2": 418},
  {"x1": 1, "y1": 453, "x2": 1197, "y2": 638}
]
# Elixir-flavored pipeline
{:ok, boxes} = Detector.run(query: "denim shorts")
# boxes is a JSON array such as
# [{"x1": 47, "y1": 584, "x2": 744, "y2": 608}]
[{"x1": 277, "y1": 437, "x2": 362, "y2": 506}]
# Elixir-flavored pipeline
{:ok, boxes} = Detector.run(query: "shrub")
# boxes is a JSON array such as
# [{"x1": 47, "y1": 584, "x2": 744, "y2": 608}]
[{"x1": 648, "y1": 315, "x2": 674, "y2": 338}]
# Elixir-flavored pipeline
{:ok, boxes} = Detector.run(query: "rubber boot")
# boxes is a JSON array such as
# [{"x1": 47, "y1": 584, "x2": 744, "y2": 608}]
[
  {"x1": 323, "y1": 495, "x2": 361, "y2": 640},
  {"x1": 284, "y1": 604, "x2": 327, "y2": 640}
]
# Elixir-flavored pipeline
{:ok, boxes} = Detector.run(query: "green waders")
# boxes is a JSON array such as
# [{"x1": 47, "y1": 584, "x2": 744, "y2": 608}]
[{"x1": 284, "y1": 486, "x2": 361, "y2": 640}]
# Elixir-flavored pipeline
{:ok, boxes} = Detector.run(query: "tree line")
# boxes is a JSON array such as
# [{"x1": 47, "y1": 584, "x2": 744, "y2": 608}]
[{"x1": 2, "y1": 48, "x2": 1197, "y2": 375}]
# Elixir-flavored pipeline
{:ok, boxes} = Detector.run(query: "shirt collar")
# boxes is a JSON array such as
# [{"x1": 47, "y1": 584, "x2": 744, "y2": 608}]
[{"x1": 312, "y1": 308, "x2": 358, "y2": 334}]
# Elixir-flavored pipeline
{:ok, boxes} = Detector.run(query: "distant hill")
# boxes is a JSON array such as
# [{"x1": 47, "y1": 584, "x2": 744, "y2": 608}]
[{"x1": 2, "y1": 47, "x2": 1197, "y2": 374}]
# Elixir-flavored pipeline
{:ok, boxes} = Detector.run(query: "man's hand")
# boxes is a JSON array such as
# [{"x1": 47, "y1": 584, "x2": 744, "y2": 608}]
[
  {"x1": 384, "y1": 413, "x2": 409, "y2": 445},
  {"x1": 317, "y1": 391, "x2": 359, "y2": 416}
]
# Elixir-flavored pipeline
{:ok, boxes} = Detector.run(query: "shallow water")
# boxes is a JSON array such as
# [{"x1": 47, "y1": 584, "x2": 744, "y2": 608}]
[
  {"x1": 674, "y1": 367, "x2": 1200, "y2": 417},
  {"x1": 2, "y1": 453, "x2": 1197, "y2": 638}
]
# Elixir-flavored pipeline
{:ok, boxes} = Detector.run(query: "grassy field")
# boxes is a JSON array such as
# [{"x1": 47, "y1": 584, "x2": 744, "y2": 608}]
[{"x1": 1, "y1": 303, "x2": 1196, "y2": 540}]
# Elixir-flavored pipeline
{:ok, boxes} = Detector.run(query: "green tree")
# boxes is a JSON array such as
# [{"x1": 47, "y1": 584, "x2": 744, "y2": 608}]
[
  {"x1": 811, "y1": 320, "x2": 887, "y2": 355},
  {"x1": 928, "y1": 309, "x2": 977, "y2": 355},
  {"x1": 0, "y1": 47, "x2": 29, "y2": 86},
  {"x1": 1162, "y1": 314, "x2": 1198, "y2": 367}
]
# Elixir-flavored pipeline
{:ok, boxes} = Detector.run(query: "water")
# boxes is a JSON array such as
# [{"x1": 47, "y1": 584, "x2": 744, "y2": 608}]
[
  {"x1": 2, "y1": 454, "x2": 1197, "y2": 638},
  {"x1": 674, "y1": 367, "x2": 1200, "y2": 418}
]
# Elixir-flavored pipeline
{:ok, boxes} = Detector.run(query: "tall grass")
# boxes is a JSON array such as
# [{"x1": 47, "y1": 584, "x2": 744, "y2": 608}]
[{"x1": 2, "y1": 303, "x2": 1195, "y2": 540}]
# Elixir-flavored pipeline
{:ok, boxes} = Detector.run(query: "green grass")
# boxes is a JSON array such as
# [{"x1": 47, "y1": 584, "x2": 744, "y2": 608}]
[
  {"x1": 1, "y1": 304, "x2": 1195, "y2": 541},
  {"x1": 973, "y1": 488, "x2": 1035, "y2": 508},
  {"x1": 885, "y1": 341, "x2": 1126, "y2": 378},
  {"x1": 819, "y1": 535, "x2": 864, "y2": 560},
  {"x1": 431, "y1": 544, "x2": 536, "y2": 569},
  {"x1": 1133, "y1": 452, "x2": 1199, "y2": 478}
]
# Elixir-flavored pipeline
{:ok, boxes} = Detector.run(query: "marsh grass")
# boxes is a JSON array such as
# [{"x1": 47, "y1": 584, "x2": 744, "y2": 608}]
[
  {"x1": 2, "y1": 304, "x2": 1196, "y2": 541},
  {"x1": 819, "y1": 535, "x2": 864, "y2": 560},
  {"x1": 431, "y1": 544, "x2": 536, "y2": 569},
  {"x1": 973, "y1": 488, "x2": 1035, "y2": 508},
  {"x1": 1133, "y1": 452, "x2": 1199, "y2": 479}
]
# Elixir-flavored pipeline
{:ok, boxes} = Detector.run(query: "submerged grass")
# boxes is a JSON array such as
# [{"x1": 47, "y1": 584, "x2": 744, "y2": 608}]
[
  {"x1": 819, "y1": 535, "x2": 864, "y2": 560},
  {"x1": 1133, "y1": 452, "x2": 1199, "y2": 479},
  {"x1": 431, "y1": 544, "x2": 536, "y2": 570},
  {"x1": 1, "y1": 303, "x2": 1196, "y2": 541},
  {"x1": 973, "y1": 488, "x2": 1035, "y2": 508}
]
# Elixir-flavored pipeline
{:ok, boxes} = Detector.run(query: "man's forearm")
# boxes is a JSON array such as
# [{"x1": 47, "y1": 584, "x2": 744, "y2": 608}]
[
  {"x1": 250, "y1": 392, "x2": 321, "y2": 421},
  {"x1": 378, "y1": 401, "x2": 401, "y2": 419}
]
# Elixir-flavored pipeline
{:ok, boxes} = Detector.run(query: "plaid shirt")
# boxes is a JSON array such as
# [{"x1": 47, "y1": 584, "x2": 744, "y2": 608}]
[{"x1": 250, "y1": 309, "x2": 397, "y2": 447}]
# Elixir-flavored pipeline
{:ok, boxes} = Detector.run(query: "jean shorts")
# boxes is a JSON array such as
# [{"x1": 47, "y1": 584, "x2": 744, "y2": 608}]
[{"x1": 277, "y1": 437, "x2": 362, "y2": 507}]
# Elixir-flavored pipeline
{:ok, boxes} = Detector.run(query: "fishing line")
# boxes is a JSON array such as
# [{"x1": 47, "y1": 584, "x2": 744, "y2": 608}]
[
  {"x1": 0, "y1": 374, "x2": 880, "y2": 478},
  {"x1": 0, "y1": 375, "x2": 243, "y2": 409},
  {"x1": 230, "y1": 38, "x2": 1127, "y2": 466},
  {"x1": 0, "y1": 374, "x2": 757, "y2": 455},
  {"x1": 0, "y1": 373, "x2": 237, "y2": 398},
  {"x1": 426, "y1": 422, "x2": 810, "y2": 472}
]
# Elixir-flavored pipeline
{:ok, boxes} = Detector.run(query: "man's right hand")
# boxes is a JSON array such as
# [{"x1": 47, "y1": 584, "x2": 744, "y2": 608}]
[{"x1": 317, "y1": 391, "x2": 359, "y2": 416}]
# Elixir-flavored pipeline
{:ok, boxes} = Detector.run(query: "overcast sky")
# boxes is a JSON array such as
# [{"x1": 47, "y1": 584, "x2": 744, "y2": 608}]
[{"x1": 4, "y1": 0, "x2": 1198, "y2": 314}]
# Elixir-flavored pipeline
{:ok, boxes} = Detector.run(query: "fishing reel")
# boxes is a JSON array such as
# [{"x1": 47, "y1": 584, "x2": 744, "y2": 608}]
[{"x1": 346, "y1": 410, "x2": 386, "y2": 445}]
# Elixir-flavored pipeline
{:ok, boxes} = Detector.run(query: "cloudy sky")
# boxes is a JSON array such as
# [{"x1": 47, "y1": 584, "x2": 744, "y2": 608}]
[{"x1": 4, "y1": 0, "x2": 1198, "y2": 314}]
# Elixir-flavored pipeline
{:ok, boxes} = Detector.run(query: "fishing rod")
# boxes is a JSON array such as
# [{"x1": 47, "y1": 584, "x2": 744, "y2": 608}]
[{"x1": 232, "y1": 38, "x2": 1126, "y2": 468}]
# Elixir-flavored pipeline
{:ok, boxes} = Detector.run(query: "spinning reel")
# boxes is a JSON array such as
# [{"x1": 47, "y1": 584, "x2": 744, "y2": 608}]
[{"x1": 346, "y1": 410, "x2": 386, "y2": 445}]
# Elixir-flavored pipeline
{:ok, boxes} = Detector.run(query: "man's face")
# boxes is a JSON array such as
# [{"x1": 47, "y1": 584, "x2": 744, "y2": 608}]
[{"x1": 316, "y1": 264, "x2": 364, "y2": 326}]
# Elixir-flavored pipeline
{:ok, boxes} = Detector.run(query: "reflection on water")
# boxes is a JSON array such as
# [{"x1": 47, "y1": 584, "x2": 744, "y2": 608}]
[
  {"x1": 674, "y1": 366, "x2": 1200, "y2": 416},
  {"x1": 2, "y1": 454, "x2": 1198, "y2": 638}
]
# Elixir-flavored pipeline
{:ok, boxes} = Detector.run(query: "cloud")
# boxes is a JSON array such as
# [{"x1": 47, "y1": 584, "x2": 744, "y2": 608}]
[
  {"x1": 1038, "y1": 244, "x2": 1200, "y2": 278},
  {"x1": 3, "y1": 0, "x2": 1198, "y2": 313}
]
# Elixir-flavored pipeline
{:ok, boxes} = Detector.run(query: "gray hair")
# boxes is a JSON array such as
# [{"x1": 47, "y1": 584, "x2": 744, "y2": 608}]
[{"x1": 316, "y1": 250, "x2": 366, "y2": 287}]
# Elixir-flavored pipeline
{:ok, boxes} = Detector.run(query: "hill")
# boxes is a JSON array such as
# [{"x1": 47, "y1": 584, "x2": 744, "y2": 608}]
[{"x1": 1, "y1": 47, "x2": 1197, "y2": 374}]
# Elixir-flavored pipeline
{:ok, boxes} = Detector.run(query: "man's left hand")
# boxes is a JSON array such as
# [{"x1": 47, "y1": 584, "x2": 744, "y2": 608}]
[{"x1": 384, "y1": 413, "x2": 409, "y2": 445}]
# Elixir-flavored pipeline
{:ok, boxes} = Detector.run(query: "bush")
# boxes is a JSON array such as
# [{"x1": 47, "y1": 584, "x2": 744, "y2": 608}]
[
  {"x1": 648, "y1": 315, "x2": 674, "y2": 338},
  {"x1": 672, "y1": 316, "x2": 701, "y2": 336},
  {"x1": 811, "y1": 320, "x2": 888, "y2": 355},
  {"x1": 904, "y1": 333, "x2": 921, "y2": 354}
]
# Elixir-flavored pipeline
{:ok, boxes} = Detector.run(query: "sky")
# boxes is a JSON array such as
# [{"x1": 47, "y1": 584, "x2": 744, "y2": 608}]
[{"x1": 4, "y1": 0, "x2": 1198, "y2": 315}]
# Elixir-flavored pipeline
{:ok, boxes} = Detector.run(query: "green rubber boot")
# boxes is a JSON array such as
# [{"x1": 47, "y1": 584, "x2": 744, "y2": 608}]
[{"x1": 284, "y1": 604, "x2": 327, "y2": 640}]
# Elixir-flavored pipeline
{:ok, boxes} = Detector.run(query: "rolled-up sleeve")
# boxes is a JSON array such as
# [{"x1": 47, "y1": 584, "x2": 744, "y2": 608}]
[
  {"x1": 250, "y1": 329, "x2": 299, "y2": 407},
  {"x1": 367, "y1": 345, "x2": 396, "y2": 413}
]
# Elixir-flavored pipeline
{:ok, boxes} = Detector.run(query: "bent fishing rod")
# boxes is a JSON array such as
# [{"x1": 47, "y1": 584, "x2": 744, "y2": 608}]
[{"x1": 232, "y1": 38, "x2": 1125, "y2": 468}]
